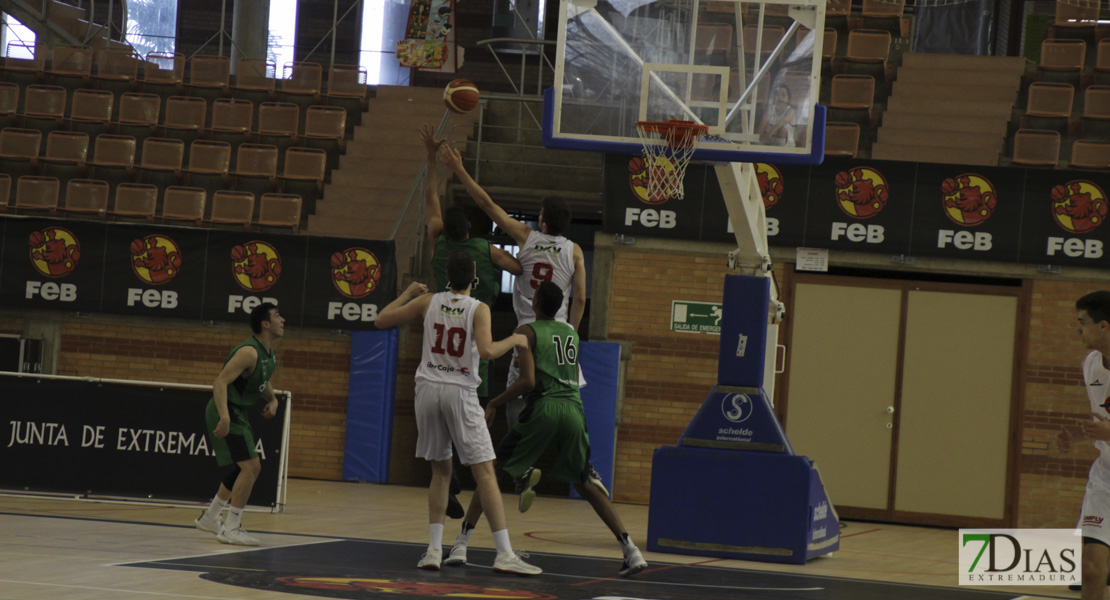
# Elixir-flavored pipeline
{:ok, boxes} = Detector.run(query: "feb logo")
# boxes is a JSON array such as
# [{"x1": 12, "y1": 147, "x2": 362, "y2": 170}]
[
  {"x1": 1052, "y1": 180, "x2": 1107, "y2": 234},
  {"x1": 835, "y1": 167, "x2": 889, "y2": 219},
  {"x1": 331, "y1": 248, "x2": 382, "y2": 299},
  {"x1": 628, "y1": 155, "x2": 675, "y2": 204},
  {"x1": 231, "y1": 241, "x2": 282, "y2": 292},
  {"x1": 721, "y1": 393, "x2": 754, "y2": 423},
  {"x1": 756, "y1": 163, "x2": 783, "y2": 209},
  {"x1": 29, "y1": 227, "x2": 80, "y2": 278},
  {"x1": 130, "y1": 235, "x2": 182, "y2": 285},
  {"x1": 942, "y1": 174, "x2": 997, "y2": 226}
]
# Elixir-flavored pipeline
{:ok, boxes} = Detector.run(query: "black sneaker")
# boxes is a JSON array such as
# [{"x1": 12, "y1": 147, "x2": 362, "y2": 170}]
[
  {"x1": 515, "y1": 467, "x2": 542, "y2": 513},
  {"x1": 446, "y1": 493, "x2": 464, "y2": 519}
]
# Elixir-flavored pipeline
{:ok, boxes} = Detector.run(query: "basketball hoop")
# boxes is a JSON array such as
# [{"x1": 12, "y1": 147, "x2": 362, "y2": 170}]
[{"x1": 635, "y1": 120, "x2": 709, "y2": 201}]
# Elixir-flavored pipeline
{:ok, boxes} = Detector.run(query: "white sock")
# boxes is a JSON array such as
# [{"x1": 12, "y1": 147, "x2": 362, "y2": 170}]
[
  {"x1": 455, "y1": 522, "x2": 475, "y2": 546},
  {"x1": 492, "y1": 529, "x2": 512, "y2": 554},
  {"x1": 226, "y1": 506, "x2": 243, "y2": 530},
  {"x1": 429, "y1": 523, "x2": 444, "y2": 550},
  {"x1": 205, "y1": 495, "x2": 228, "y2": 518}
]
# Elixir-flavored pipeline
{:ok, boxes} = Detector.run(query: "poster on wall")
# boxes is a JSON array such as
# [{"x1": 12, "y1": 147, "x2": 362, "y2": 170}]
[
  {"x1": 0, "y1": 218, "x2": 106, "y2": 312},
  {"x1": 602, "y1": 154, "x2": 706, "y2": 240},
  {"x1": 804, "y1": 158, "x2": 917, "y2": 255},
  {"x1": 101, "y1": 223, "x2": 210, "y2": 319},
  {"x1": 910, "y1": 164, "x2": 1025, "y2": 262},
  {"x1": 202, "y1": 231, "x2": 309, "y2": 324},
  {"x1": 301, "y1": 237, "x2": 397, "y2": 329},
  {"x1": 395, "y1": 0, "x2": 462, "y2": 72},
  {"x1": 1018, "y1": 168, "x2": 1110, "y2": 267},
  {"x1": 701, "y1": 163, "x2": 811, "y2": 247}
]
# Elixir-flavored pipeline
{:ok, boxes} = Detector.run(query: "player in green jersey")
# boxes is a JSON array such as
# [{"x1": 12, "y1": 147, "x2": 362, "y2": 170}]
[
  {"x1": 194, "y1": 303, "x2": 284, "y2": 546},
  {"x1": 444, "y1": 282, "x2": 648, "y2": 577}
]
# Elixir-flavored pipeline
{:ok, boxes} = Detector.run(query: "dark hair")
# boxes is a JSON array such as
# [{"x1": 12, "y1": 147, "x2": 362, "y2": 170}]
[
  {"x1": 446, "y1": 249, "x2": 475, "y2": 291},
  {"x1": 541, "y1": 197, "x2": 572, "y2": 236},
  {"x1": 250, "y1": 302, "x2": 278, "y2": 334},
  {"x1": 775, "y1": 84, "x2": 792, "y2": 102},
  {"x1": 534, "y1": 281, "x2": 564, "y2": 319},
  {"x1": 443, "y1": 206, "x2": 469, "y2": 242},
  {"x1": 1077, "y1": 291, "x2": 1110, "y2": 326}
]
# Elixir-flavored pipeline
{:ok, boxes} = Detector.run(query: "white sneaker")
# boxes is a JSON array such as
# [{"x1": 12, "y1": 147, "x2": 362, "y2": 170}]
[
  {"x1": 619, "y1": 546, "x2": 647, "y2": 577},
  {"x1": 493, "y1": 551, "x2": 542, "y2": 576},
  {"x1": 516, "y1": 468, "x2": 542, "y2": 513},
  {"x1": 216, "y1": 526, "x2": 260, "y2": 546},
  {"x1": 194, "y1": 511, "x2": 221, "y2": 534},
  {"x1": 417, "y1": 547, "x2": 442, "y2": 570},
  {"x1": 444, "y1": 543, "x2": 467, "y2": 566}
]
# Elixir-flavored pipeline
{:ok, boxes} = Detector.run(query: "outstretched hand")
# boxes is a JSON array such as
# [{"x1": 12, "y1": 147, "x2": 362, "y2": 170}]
[
  {"x1": 438, "y1": 145, "x2": 465, "y2": 173},
  {"x1": 420, "y1": 124, "x2": 445, "y2": 156}
]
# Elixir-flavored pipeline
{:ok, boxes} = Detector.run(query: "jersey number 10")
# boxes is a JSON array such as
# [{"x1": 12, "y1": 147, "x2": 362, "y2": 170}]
[{"x1": 432, "y1": 323, "x2": 467, "y2": 358}]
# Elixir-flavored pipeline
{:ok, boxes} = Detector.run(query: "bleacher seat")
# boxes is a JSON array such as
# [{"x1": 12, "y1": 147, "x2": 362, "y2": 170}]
[
  {"x1": 111, "y1": 182, "x2": 158, "y2": 220},
  {"x1": 843, "y1": 29, "x2": 891, "y2": 84},
  {"x1": 1053, "y1": 1, "x2": 1099, "y2": 45},
  {"x1": 208, "y1": 189, "x2": 254, "y2": 227},
  {"x1": 256, "y1": 102, "x2": 300, "y2": 164},
  {"x1": 14, "y1": 175, "x2": 59, "y2": 214},
  {"x1": 62, "y1": 178, "x2": 109, "y2": 217},
  {"x1": 0, "y1": 82, "x2": 19, "y2": 130},
  {"x1": 138, "y1": 137, "x2": 185, "y2": 188},
  {"x1": 280, "y1": 147, "x2": 325, "y2": 214},
  {"x1": 162, "y1": 186, "x2": 206, "y2": 224},
  {"x1": 1071, "y1": 139, "x2": 1110, "y2": 170},
  {"x1": 68, "y1": 88, "x2": 114, "y2": 137},
  {"x1": 860, "y1": 0, "x2": 904, "y2": 35},
  {"x1": 326, "y1": 64, "x2": 367, "y2": 129},
  {"x1": 161, "y1": 95, "x2": 206, "y2": 146},
  {"x1": 187, "y1": 55, "x2": 230, "y2": 106},
  {"x1": 233, "y1": 58, "x2": 277, "y2": 109},
  {"x1": 48, "y1": 44, "x2": 93, "y2": 92},
  {"x1": 257, "y1": 192, "x2": 302, "y2": 232},
  {"x1": 94, "y1": 48, "x2": 140, "y2": 104},
  {"x1": 1011, "y1": 129, "x2": 1061, "y2": 168},
  {"x1": 233, "y1": 143, "x2": 280, "y2": 198},
  {"x1": 303, "y1": 105, "x2": 346, "y2": 175},
  {"x1": 824, "y1": 122, "x2": 860, "y2": 157},
  {"x1": 142, "y1": 51, "x2": 185, "y2": 99},
  {"x1": 1038, "y1": 39, "x2": 1085, "y2": 86},
  {"x1": 828, "y1": 74, "x2": 875, "y2": 138},
  {"x1": 90, "y1": 133, "x2": 137, "y2": 189},
  {"x1": 21, "y1": 84, "x2": 66, "y2": 137},
  {"x1": 280, "y1": 62, "x2": 323, "y2": 111},
  {"x1": 1083, "y1": 85, "x2": 1110, "y2": 137},
  {"x1": 0, "y1": 127, "x2": 42, "y2": 180},
  {"x1": 2, "y1": 42, "x2": 45, "y2": 92},
  {"x1": 117, "y1": 92, "x2": 160, "y2": 141},
  {"x1": 0, "y1": 173, "x2": 11, "y2": 211},
  {"x1": 42, "y1": 130, "x2": 89, "y2": 180},
  {"x1": 186, "y1": 139, "x2": 232, "y2": 197},
  {"x1": 210, "y1": 97, "x2": 253, "y2": 146},
  {"x1": 1023, "y1": 82, "x2": 1073, "y2": 135}
]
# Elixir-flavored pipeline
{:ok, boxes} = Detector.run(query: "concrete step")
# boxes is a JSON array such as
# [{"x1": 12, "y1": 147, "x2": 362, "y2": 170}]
[
  {"x1": 308, "y1": 214, "x2": 396, "y2": 239},
  {"x1": 315, "y1": 193, "x2": 407, "y2": 218},
  {"x1": 881, "y1": 112, "x2": 1009, "y2": 135},
  {"x1": 474, "y1": 160, "x2": 602, "y2": 194},
  {"x1": 886, "y1": 96, "x2": 1014, "y2": 119},
  {"x1": 467, "y1": 140, "x2": 601, "y2": 168},
  {"x1": 872, "y1": 141, "x2": 1000, "y2": 166},
  {"x1": 896, "y1": 68, "x2": 1021, "y2": 88},
  {"x1": 892, "y1": 81, "x2": 1018, "y2": 103},
  {"x1": 900, "y1": 53, "x2": 1027, "y2": 75},
  {"x1": 331, "y1": 159, "x2": 422, "y2": 187},
  {"x1": 48, "y1": 0, "x2": 87, "y2": 22},
  {"x1": 877, "y1": 127, "x2": 1003, "y2": 149}
]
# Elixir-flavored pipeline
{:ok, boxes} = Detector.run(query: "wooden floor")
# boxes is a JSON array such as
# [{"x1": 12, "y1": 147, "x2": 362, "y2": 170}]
[{"x1": 0, "y1": 478, "x2": 1076, "y2": 600}]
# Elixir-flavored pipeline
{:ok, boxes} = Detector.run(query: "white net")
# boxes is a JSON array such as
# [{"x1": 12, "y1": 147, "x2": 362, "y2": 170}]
[{"x1": 635, "y1": 121, "x2": 707, "y2": 201}]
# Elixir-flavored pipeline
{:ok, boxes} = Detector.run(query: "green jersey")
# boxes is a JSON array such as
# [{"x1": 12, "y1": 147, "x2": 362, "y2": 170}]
[
  {"x1": 432, "y1": 236, "x2": 502, "y2": 307},
  {"x1": 222, "y1": 337, "x2": 276, "y2": 409},
  {"x1": 525, "y1": 319, "x2": 581, "y2": 405}
]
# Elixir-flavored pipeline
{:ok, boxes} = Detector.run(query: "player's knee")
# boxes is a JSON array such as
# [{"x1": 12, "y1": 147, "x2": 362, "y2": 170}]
[{"x1": 239, "y1": 459, "x2": 262, "y2": 479}]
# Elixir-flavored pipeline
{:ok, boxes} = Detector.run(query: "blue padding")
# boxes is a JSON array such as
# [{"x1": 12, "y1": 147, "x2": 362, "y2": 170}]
[
  {"x1": 571, "y1": 341, "x2": 620, "y2": 498},
  {"x1": 542, "y1": 87, "x2": 826, "y2": 166},
  {"x1": 343, "y1": 328, "x2": 399, "y2": 482},
  {"x1": 717, "y1": 274, "x2": 771, "y2": 387}
]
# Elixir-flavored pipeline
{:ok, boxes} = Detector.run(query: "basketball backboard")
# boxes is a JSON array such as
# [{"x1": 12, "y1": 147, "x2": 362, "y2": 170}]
[{"x1": 544, "y1": 0, "x2": 826, "y2": 164}]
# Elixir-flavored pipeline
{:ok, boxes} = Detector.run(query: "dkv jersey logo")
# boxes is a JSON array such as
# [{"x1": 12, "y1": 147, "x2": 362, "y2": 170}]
[
  {"x1": 959, "y1": 529, "x2": 1079, "y2": 586},
  {"x1": 29, "y1": 227, "x2": 80, "y2": 278},
  {"x1": 130, "y1": 235, "x2": 182, "y2": 284},
  {"x1": 756, "y1": 163, "x2": 783, "y2": 209},
  {"x1": 835, "y1": 167, "x2": 889, "y2": 219},
  {"x1": 942, "y1": 175, "x2": 997, "y2": 226},
  {"x1": 1052, "y1": 180, "x2": 1108, "y2": 234},
  {"x1": 231, "y1": 241, "x2": 282, "y2": 292},
  {"x1": 331, "y1": 247, "x2": 382, "y2": 299}
]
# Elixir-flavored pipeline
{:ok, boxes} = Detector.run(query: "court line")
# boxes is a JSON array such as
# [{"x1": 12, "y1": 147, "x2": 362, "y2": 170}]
[
  {"x1": 840, "y1": 527, "x2": 881, "y2": 538},
  {"x1": 0, "y1": 579, "x2": 233, "y2": 600},
  {"x1": 109, "y1": 538, "x2": 337, "y2": 567},
  {"x1": 572, "y1": 556, "x2": 727, "y2": 586}
]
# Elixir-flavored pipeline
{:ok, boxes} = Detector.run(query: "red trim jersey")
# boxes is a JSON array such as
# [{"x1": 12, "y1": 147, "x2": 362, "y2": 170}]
[
  {"x1": 512, "y1": 230, "x2": 575, "y2": 325},
  {"x1": 416, "y1": 292, "x2": 481, "y2": 390}
]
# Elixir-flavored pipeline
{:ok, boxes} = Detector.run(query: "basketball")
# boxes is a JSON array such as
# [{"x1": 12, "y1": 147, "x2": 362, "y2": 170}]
[
  {"x1": 941, "y1": 178, "x2": 959, "y2": 196},
  {"x1": 444, "y1": 79, "x2": 480, "y2": 113},
  {"x1": 628, "y1": 156, "x2": 645, "y2": 174},
  {"x1": 28, "y1": 230, "x2": 43, "y2": 247}
]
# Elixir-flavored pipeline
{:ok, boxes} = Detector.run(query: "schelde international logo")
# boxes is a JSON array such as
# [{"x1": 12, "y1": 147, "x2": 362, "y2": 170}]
[
  {"x1": 1052, "y1": 180, "x2": 1107, "y2": 234},
  {"x1": 959, "y1": 529, "x2": 1079, "y2": 586},
  {"x1": 130, "y1": 235, "x2": 182, "y2": 285},
  {"x1": 756, "y1": 163, "x2": 783, "y2": 209},
  {"x1": 942, "y1": 174, "x2": 997, "y2": 226},
  {"x1": 835, "y1": 167, "x2": 889, "y2": 219},
  {"x1": 29, "y1": 227, "x2": 80, "y2": 278},
  {"x1": 231, "y1": 241, "x2": 282, "y2": 292},
  {"x1": 720, "y1": 393, "x2": 754, "y2": 423},
  {"x1": 276, "y1": 576, "x2": 556, "y2": 598},
  {"x1": 628, "y1": 155, "x2": 673, "y2": 205},
  {"x1": 331, "y1": 248, "x2": 382, "y2": 299}
]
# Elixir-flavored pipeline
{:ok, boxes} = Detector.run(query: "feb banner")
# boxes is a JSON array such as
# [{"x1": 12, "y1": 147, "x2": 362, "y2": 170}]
[
  {"x1": 0, "y1": 373, "x2": 289, "y2": 508},
  {"x1": 396, "y1": 0, "x2": 462, "y2": 71}
]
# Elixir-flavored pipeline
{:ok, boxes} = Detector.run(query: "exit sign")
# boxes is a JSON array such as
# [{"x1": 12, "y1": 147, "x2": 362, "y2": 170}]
[{"x1": 671, "y1": 300, "x2": 722, "y2": 334}]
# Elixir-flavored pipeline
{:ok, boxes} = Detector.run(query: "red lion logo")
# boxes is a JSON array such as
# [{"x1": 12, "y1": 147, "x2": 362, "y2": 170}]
[
  {"x1": 835, "y1": 168, "x2": 889, "y2": 219},
  {"x1": 331, "y1": 248, "x2": 382, "y2": 299},
  {"x1": 757, "y1": 165, "x2": 784, "y2": 209},
  {"x1": 231, "y1": 242, "x2": 282, "y2": 292},
  {"x1": 1052, "y1": 181, "x2": 1108, "y2": 234},
  {"x1": 942, "y1": 175, "x2": 996, "y2": 226},
  {"x1": 130, "y1": 236, "x2": 182, "y2": 285},
  {"x1": 28, "y1": 228, "x2": 80, "y2": 278},
  {"x1": 628, "y1": 156, "x2": 669, "y2": 205}
]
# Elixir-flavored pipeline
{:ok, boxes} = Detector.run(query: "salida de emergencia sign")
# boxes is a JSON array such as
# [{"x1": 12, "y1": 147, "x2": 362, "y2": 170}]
[{"x1": 671, "y1": 300, "x2": 722, "y2": 334}]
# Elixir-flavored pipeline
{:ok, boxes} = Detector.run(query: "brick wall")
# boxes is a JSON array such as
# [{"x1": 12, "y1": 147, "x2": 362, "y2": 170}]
[{"x1": 52, "y1": 313, "x2": 351, "y2": 481}]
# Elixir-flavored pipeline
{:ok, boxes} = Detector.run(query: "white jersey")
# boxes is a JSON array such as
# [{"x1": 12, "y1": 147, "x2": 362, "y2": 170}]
[
  {"x1": 512, "y1": 230, "x2": 575, "y2": 325},
  {"x1": 415, "y1": 292, "x2": 482, "y2": 390},
  {"x1": 1084, "y1": 350, "x2": 1110, "y2": 484}
]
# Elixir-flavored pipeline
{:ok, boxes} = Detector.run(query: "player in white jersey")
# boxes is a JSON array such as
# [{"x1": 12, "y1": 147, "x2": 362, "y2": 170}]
[
  {"x1": 440, "y1": 145, "x2": 587, "y2": 427},
  {"x1": 1056, "y1": 291, "x2": 1110, "y2": 599},
  {"x1": 375, "y1": 250, "x2": 541, "y2": 576}
]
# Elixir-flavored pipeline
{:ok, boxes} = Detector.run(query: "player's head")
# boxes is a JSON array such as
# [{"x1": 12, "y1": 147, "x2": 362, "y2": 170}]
[
  {"x1": 251, "y1": 302, "x2": 284, "y2": 338},
  {"x1": 446, "y1": 249, "x2": 475, "y2": 291},
  {"x1": 443, "y1": 206, "x2": 470, "y2": 242},
  {"x1": 532, "y1": 281, "x2": 564, "y2": 320},
  {"x1": 539, "y1": 197, "x2": 572, "y2": 236},
  {"x1": 1076, "y1": 291, "x2": 1110, "y2": 349},
  {"x1": 773, "y1": 84, "x2": 791, "y2": 104}
]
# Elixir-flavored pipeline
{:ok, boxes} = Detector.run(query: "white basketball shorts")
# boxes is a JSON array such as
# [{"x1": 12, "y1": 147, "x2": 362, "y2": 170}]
[{"x1": 414, "y1": 380, "x2": 495, "y2": 466}]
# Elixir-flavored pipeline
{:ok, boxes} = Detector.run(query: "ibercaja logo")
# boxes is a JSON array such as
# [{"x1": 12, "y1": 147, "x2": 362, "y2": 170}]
[
  {"x1": 1052, "y1": 180, "x2": 1107, "y2": 234},
  {"x1": 756, "y1": 163, "x2": 783, "y2": 209},
  {"x1": 231, "y1": 241, "x2": 282, "y2": 292},
  {"x1": 29, "y1": 227, "x2": 80, "y2": 278},
  {"x1": 628, "y1": 155, "x2": 675, "y2": 205},
  {"x1": 942, "y1": 174, "x2": 997, "y2": 226},
  {"x1": 330, "y1": 247, "x2": 382, "y2": 299},
  {"x1": 835, "y1": 167, "x2": 889, "y2": 219},
  {"x1": 959, "y1": 529, "x2": 1079, "y2": 586},
  {"x1": 130, "y1": 235, "x2": 182, "y2": 285}
]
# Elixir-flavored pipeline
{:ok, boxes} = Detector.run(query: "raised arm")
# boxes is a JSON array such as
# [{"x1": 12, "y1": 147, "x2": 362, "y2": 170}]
[
  {"x1": 421, "y1": 125, "x2": 447, "y2": 242},
  {"x1": 569, "y1": 243, "x2": 587, "y2": 331},
  {"x1": 375, "y1": 282, "x2": 432, "y2": 329},
  {"x1": 491, "y1": 245, "x2": 523, "y2": 275},
  {"x1": 439, "y1": 145, "x2": 533, "y2": 246},
  {"x1": 472, "y1": 303, "x2": 528, "y2": 360},
  {"x1": 211, "y1": 346, "x2": 258, "y2": 438}
]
